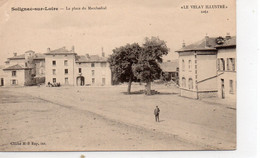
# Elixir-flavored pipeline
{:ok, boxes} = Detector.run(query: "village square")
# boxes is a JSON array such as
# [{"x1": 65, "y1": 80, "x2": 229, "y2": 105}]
[{"x1": 0, "y1": 34, "x2": 236, "y2": 151}]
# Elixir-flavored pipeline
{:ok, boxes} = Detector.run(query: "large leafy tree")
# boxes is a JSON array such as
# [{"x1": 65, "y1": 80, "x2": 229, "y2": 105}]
[
  {"x1": 108, "y1": 43, "x2": 141, "y2": 94},
  {"x1": 132, "y1": 37, "x2": 169, "y2": 95}
]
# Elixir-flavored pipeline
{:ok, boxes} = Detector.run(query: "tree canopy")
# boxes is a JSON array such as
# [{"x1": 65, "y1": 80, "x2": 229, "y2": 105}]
[
  {"x1": 108, "y1": 43, "x2": 141, "y2": 94},
  {"x1": 133, "y1": 37, "x2": 169, "y2": 95},
  {"x1": 108, "y1": 37, "x2": 169, "y2": 95}
]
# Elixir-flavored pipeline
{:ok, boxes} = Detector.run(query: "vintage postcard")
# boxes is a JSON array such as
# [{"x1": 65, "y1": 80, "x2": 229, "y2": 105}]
[{"x1": 0, "y1": 0, "x2": 236, "y2": 151}]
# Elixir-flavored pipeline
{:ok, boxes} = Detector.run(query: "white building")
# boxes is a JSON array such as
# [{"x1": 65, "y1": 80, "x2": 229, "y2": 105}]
[
  {"x1": 176, "y1": 35, "x2": 236, "y2": 100},
  {"x1": 176, "y1": 36, "x2": 218, "y2": 99},
  {"x1": 216, "y1": 36, "x2": 236, "y2": 101},
  {"x1": 75, "y1": 54, "x2": 111, "y2": 86},
  {"x1": 2, "y1": 51, "x2": 36, "y2": 86},
  {"x1": 44, "y1": 46, "x2": 111, "y2": 86},
  {"x1": 45, "y1": 47, "x2": 77, "y2": 85}
]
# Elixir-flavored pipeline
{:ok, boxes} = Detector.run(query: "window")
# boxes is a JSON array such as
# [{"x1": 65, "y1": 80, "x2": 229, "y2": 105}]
[
  {"x1": 64, "y1": 60, "x2": 68, "y2": 66},
  {"x1": 101, "y1": 63, "x2": 107, "y2": 67},
  {"x1": 188, "y1": 60, "x2": 192, "y2": 71},
  {"x1": 217, "y1": 58, "x2": 225, "y2": 71},
  {"x1": 79, "y1": 68, "x2": 82, "y2": 73},
  {"x1": 228, "y1": 58, "x2": 236, "y2": 71},
  {"x1": 52, "y1": 69, "x2": 56, "y2": 75},
  {"x1": 182, "y1": 60, "x2": 185, "y2": 71},
  {"x1": 11, "y1": 79, "x2": 17, "y2": 85},
  {"x1": 229, "y1": 80, "x2": 234, "y2": 94},
  {"x1": 53, "y1": 78, "x2": 56, "y2": 83},
  {"x1": 182, "y1": 77, "x2": 186, "y2": 88},
  {"x1": 25, "y1": 63, "x2": 28, "y2": 67},
  {"x1": 65, "y1": 69, "x2": 68, "y2": 75},
  {"x1": 12, "y1": 71, "x2": 16, "y2": 77},
  {"x1": 40, "y1": 68, "x2": 44, "y2": 75},
  {"x1": 188, "y1": 78, "x2": 193, "y2": 89},
  {"x1": 102, "y1": 78, "x2": 106, "y2": 85},
  {"x1": 231, "y1": 58, "x2": 235, "y2": 71},
  {"x1": 227, "y1": 58, "x2": 230, "y2": 70},
  {"x1": 40, "y1": 61, "x2": 44, "y2": 67},
  {"x1": 92, "y1": 78, "x2": 95, "y2": 84},
  {"x1": 92, "y1": 70, "x2": 95, "y2": 76},
  {"x1": 65, "y1": 77, "x2": 69, "y2": 84},
  {"x1": 52, "y1": 60, "x2": 56, "y2": 66},
  {"x1": 91, "y1": 63, "x2": 95, "y2": 67}
]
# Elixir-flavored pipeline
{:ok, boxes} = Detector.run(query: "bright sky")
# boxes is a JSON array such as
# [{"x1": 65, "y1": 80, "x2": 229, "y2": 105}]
[{"x1": 0, "y1": 0, "x2": 235, "y2": 65}]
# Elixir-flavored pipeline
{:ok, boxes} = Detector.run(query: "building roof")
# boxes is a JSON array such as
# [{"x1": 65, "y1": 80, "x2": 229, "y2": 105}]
[
  {"x1": 76, "y1": 55, "x2": 107, "y2": 63},
  {"x1": 176, "y1": 37, "x2": 217, "y2": 52},
  {"x1": 176, "y1": 36, "x2": 236, "y2": 52},
  {"x1": 33, "y1": 53, "x2": 45, "y2": 60},
  {"x1": 45, "y1": 47, "x2": 77, "y2": 55},
  {"x1": 8, "y1": 54, "x2": 25, "y2": 60},
  {"x1": 3, "y1": 64, "x2": 32, "y2": 70},
  {"x1": 160, "y1": 60, "x2": 179, "y2": 72},
  {"x1": 215, "y1": 36, "x2": 236, "y2": 48}
]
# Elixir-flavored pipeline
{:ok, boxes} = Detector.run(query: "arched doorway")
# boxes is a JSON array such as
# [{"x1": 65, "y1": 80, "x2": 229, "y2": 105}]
[{"x1": 77, "y1": 76, "x2": 85, "y2": 86}]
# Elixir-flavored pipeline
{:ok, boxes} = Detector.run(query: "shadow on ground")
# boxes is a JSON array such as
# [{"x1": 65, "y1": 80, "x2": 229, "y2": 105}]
[{"x1": 122, "y1": 90, "x2": 178, "y2": 95}]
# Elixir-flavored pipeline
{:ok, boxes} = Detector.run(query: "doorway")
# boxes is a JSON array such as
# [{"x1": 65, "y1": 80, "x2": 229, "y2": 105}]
[
  {"x1": 77, "y1": 76, "x2": 85, "y2": 86},
  {"x1": 0, "y1": 78, "x2": 4, "y2": 86},
  {"x1": 221, "y1": 79, "x2": 225, "y2": 99}
]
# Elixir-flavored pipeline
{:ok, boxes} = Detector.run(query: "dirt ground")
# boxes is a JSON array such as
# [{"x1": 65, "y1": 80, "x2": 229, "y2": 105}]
[{"x1": 0, "y1": 84, "x2": 236, "y2": 151}]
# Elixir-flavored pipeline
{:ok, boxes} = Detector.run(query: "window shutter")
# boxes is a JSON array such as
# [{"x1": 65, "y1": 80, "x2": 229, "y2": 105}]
[{"x1": 227, "y1": 58, "x2": 229, "y2": 70}]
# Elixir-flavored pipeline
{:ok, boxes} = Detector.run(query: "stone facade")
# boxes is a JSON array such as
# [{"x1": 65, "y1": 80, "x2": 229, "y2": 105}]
[{"x1": 177, "y1": 35, "x2": 236, "y2": 100}]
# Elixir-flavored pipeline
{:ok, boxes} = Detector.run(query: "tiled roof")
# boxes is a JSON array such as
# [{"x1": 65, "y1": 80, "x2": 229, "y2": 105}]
[
  {"x1": 3, "y1": 64, "x2": 31, "y2": 70},
  {"x1": 76, "y1": 55, "x2": 107, "y2": 63},
  {"x1": 8, "y1": 54, "x2": 25, "y2": 60},
  {"x1": 176, "y1": 36, "x2": 236, "y2": 52},
  {"x1": 45, "y1": 47, "x2": 76, "y2": 55},
  {"x1": 160, "y1": 60, "x2": 179, "y2": 72}
]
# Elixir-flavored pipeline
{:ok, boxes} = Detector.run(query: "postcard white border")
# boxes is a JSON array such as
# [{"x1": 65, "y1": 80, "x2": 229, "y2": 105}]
[{"x1": 0, "y1": 0, "x2": 259, "y2": 157}]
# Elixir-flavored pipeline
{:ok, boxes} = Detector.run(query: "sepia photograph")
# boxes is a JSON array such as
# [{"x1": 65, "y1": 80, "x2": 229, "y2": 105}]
[{"x1": 0, "y1": 0, "x2": 237, "y2": 151}]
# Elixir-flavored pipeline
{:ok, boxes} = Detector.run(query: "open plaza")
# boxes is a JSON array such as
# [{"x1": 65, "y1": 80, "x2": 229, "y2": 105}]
[{"x1": 0, "y1": 84, "x2": 236, "y2": 151}]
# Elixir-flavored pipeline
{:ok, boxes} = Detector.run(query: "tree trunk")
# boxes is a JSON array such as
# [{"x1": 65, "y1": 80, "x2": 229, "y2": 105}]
[
  {"x1": 127, "y1": 78, "x2": 132, "y2": 94},
  {"x1": 146, "y1": 81, "x2": 152, "y2": 95}
]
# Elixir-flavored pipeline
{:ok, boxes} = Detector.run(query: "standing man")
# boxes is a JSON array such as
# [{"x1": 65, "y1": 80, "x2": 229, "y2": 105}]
[{"x1": 154, "y1": 106, "x2": 160, "y2": 122}]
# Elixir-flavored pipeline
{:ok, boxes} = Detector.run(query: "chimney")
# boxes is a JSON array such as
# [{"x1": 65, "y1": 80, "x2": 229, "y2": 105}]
[
  {"x1": 86, "y1": 53, "x2": 90, "y2": 58},
  {"x1": 47, "y1": 48, "x2": 51, "y2": 53},
  {"x1": 205, "y1": 34, "x2": 210, "y2": 47},
  {"x1": 182, "y1": 40, "x2": 186, "y2": 48},
  {"x1": 13, "y1": 52, "x2": 17, "y2": 56},
  {"x1": 226, "y1": 33, "x2": 231, "y2": 40},
  {"x1": 101, "y1": 47, "x2": 105, "y2": 57},
  {"x1": 71, "y1": 45, "x2": 75, "y2": 52}
]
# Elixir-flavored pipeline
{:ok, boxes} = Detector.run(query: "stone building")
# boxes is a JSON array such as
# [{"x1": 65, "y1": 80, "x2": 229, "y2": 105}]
[
  {"x1": 44, "y1": 46, "x2": 111, "y2": 86},
  {"x1": 75, "y1": 54, "x2": 111, "y2": 86},
  {"x1": 2, "y1": 51, "x2": 37, "y2": 86},
  {"x1": 176, "y1": 34, "x2": 236, "y2": 100},
  {"x1": 44, "y1": 47, "x2": 77, "y2": 85},
  {"x1": 216, "y1": 36, "x2": 236, "y2": 101},
  {"x1": 176, "y1": 36, "x2": 218, "y2": 99}
]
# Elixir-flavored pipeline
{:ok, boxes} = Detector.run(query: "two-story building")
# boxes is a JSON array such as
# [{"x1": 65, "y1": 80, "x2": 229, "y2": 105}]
[
  {"x1": 176, "y1": 34, "x2": 236, "y2": 101},
  {"x1": 75, "y1": 54, "x2": 111, "y2": 86},
  {"x1": 215, "y1": 36, "x2": 236, "y2": 101},
  {"x1": 2, "y1": 51, "x2": 37, "y2": 86},
  {"x1": 176, "y1": 36, "x2": 218, "y2": 99}
]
